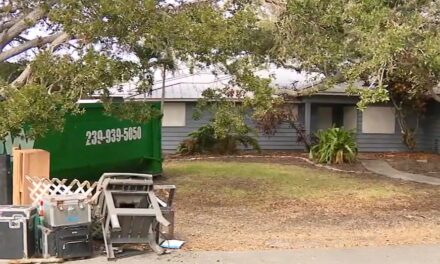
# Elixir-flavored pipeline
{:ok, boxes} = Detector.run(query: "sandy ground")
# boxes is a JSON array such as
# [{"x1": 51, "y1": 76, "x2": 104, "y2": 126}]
[
  {"x1": 161, "y1": 155, "x2": 440, "y2": 251},
  {"x1": 382, "y1": 153, "x2": 440, "y2": 178},
  {"x1": 68, "y1": 244, "x2": 440, "y2": 264},
  {"x1": 173, "y1": 197, "x2": 440, "y2": 251}
]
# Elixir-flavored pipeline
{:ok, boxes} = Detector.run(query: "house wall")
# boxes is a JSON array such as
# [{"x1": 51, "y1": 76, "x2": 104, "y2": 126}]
[
  {"x1": 162, "y1": 102, "x2": 305, "y2": 153},
  {"x1": 355, "y1": 108, "x2": 413, "y2": 152},
  {"x1": 162, "y1": 103, "x2": 211, "y2": 152},
  {"x1": 162, "y1": 99, "x2": 440, "y2": 154},
  {"x1": 251, "y1": 104, "x2": 305, "y2": 151},
  {"x1": 305, "y1": 96, "x2": 433, "y2": 152},
  {"x1": 356, "y1": 102, "x2": 440, "y2": 153}
]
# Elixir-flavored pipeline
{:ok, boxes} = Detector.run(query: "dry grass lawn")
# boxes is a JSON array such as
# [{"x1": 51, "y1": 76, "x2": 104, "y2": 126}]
[{"x1": 161, "y1": 160, "x2": 440, "y2": 251}]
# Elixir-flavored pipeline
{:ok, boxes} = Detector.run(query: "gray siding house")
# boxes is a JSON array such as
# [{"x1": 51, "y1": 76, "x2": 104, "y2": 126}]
[{"x1": 121, "y1": 72, "x2": 440, "y2": 153}]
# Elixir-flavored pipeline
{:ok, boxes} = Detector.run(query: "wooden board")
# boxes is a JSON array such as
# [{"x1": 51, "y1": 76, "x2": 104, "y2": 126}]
[
  {"x1": 13, "y1": 149, "x2": 50, "y2": 205},
  {"x1": 8, "y1": 257, "x2": 63, "y2": 263},
  {"x1": 12, "y1": 147, "x2": 21, "y2": 205}
]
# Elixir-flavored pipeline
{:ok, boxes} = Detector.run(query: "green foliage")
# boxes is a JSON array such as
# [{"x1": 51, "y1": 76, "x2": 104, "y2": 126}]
[
  {"x1": 193, "y1": 69, "x2": 281, "y2": 142},
  {"x1": 177, "y1": 124, "x2": 217, "y2": 155},
  {"x1": 273, "y1": 0, "x2": 440, "y2": 149},
  {"x1": 254, "y1": 99, "x2": 312, "y2": 150},
  {"x1": 0, "y1": 62, "x2": 23, "y2": 83},
  {"x1": 310, "y1": 127, "x2": 358, "y2": 164},
  {"x1": 178, "y1": 123, "x2": 261, "y2": 155},
  {"x1": 1, "y1": 0, "x2": 271, "y2": 139},
  {"x1": 103, "y1": 101, "x2": 162, "y2": 124},
  {"x1": 274, "y1": 0, "x2": 440, "y2": 106},
  {"x1": 0, "y1": 84, "x2": 77, "y2": 139}
]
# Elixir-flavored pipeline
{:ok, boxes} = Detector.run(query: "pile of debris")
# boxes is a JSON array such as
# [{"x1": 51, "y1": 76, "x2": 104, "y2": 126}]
[{"x1": 0, "y1": 168, "x2": 176, "y2": 262}]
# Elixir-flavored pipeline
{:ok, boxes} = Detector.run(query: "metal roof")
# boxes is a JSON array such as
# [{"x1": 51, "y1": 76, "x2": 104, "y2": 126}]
[
  {"x1": 115, "y1": 67, "x2": 316, "y2": 101},
  {"x1": 112, "y1": 72, "x2": 232, "y2": 101},
  {"x1": 112, "y1": 69, "x2": 440, "y2": 102}
]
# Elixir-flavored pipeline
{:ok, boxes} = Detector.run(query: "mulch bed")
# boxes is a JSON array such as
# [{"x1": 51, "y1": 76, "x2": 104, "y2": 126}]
[{"x1": 167, "y1": 151, "x2": 370, "y2": 174}]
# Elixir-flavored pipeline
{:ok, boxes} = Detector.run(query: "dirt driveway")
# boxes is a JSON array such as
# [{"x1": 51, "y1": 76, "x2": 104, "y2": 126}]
[{"x1": 160, "y1": 157, "x2": 440, "y2": 251}]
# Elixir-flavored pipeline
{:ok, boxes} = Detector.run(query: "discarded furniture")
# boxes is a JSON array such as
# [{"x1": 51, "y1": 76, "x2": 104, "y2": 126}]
[
  {"x1": 41, "y1": 194, "x2": 91, "y2": 228},
  {"x1": 37, "y1": 193, "x2": 93, "y2": 260},
  {"x1": 0, "y1": 205, "x2": 38, "y2": 259},
  {"x1": 25, "y1": 176, "x2": 97, "y2": 206},
  {"x1": 153, "y1": 184, "x2": 176, "y2": 238},
  {"x1": 38, "y1": 224, "x2": 93, "y2": 259},
  {"x1": 94, "y1": 173, "x2": 171, "y2": 260},
  {"x1": 12, "y1": 149, "x2": 50, "y2": 205}
]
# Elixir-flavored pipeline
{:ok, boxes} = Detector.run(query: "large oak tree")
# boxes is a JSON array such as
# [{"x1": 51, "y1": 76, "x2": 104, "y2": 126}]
[
  {"x1": 272, "y1": 0, "x2": 440, "y2": 149},
  {"x1": 0, "y1": 0, "x2": 270, "y2": 138}
]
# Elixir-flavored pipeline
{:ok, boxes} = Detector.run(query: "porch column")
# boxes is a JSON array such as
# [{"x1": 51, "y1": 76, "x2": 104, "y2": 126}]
[{"x1": 304, "y1": 101, "x2": 312, "y2": 137}]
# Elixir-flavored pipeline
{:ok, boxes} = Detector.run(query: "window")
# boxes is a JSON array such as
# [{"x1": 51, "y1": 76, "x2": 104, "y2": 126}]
[
  {"x1": 162, "y1": 103, "x2": 186, "y2": 127},
  {"x1": 362, "y1": 107, "x2": 395, "y2": 134},
  {"x1": 316, "y1": 107, "x2": 333, "y2": 130},
  {"x1": 343, "y1": 106, "x2": 357, "y2": 130}
]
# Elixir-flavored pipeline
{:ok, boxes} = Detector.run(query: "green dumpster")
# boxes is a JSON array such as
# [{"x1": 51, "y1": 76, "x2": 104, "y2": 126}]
[{"x1": 0, "y1": 102, "x2": 162, "y2": 181}]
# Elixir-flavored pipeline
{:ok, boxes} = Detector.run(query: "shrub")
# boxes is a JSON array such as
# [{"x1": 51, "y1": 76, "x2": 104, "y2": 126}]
[
  {"x1": 177, "y1": 124, "x2": 216, "y2": 154},
  {"x1": 309, "y1": 127, "x2": 358, "y2": 164},
  {"x1": 177, "y1": 123, "x2": 261, "y2": 155}
]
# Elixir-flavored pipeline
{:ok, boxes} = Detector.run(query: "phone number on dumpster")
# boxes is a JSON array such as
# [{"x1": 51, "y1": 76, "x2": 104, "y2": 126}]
[{"x1": 85, "y1": 127, "x2": 142, "y2": 146}]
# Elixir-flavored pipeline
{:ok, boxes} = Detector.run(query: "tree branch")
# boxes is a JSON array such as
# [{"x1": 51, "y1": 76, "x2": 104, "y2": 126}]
[
  {"x1": 0, "y1": 16, "x2": 22, "y2": 33},
  {"x1": 47, "y1": 32, "x2": 71, "y2": 52},
  {"x1": 11, "y1": 32, "x2": 71, "y2": 87},
  {"x1": 0, "y1": 3, "x2": 20, "y2": 14},
  {"x1": 0, "y1": 33, "x2": 64, "y2": 62},
  {"x1": 0, "y1": 7, "x2": 47, "y2": 51}
]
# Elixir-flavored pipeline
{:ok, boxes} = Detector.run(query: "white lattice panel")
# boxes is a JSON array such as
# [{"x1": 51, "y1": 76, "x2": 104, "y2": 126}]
[{"x1": 25, "y1": 176, "x2": 97, "y2": 205}]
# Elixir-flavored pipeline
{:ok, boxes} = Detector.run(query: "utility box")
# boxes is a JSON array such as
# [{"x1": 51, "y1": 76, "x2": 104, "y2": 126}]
[
  {"x1": 0, "y1": 155, "x2": 12, "y2": 205},
  {"x1": 0, "y1": 205, "x2": 37, "y2": 259}
]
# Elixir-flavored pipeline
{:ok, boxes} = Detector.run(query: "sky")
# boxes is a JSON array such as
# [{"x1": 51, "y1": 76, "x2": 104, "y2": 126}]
[{"x1": 3, "y1": 3, "x2": 316, "y2": 96}]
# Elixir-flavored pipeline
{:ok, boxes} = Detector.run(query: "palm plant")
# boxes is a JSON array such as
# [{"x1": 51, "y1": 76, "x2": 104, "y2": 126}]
[{"x1": 309, "y1": 127, "x2": 358, "y2": 164}]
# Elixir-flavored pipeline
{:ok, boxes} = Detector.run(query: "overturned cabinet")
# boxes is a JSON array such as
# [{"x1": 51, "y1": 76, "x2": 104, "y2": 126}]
[{"x1": 94, "y1": 173, "x2": 175, "y2": 260}]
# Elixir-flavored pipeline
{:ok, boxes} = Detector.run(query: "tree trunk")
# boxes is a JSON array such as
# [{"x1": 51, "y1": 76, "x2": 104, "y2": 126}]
[{"x1": 161, "y1": 64, "x2": 166, "y2": 114}]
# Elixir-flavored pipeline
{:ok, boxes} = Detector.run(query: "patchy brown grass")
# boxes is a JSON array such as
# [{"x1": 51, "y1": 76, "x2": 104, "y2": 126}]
[{"x1": 160, "y1": 160, "x2": 440, "y2": 251}]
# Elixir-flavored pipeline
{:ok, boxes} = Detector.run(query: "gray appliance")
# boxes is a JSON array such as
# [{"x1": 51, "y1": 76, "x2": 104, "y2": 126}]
[
  {"x1": 0, "y1": 205, "x2": 37, "y2": 259},
  {"x1": 42, "y1": 194, "x2": 91, "y2": 228},
  {"x1": 38, "y1": 224, "x2": 93, "y2": 259},
  {"x1": 94, "y1": 173, "x2": 170, "y2": 260}
]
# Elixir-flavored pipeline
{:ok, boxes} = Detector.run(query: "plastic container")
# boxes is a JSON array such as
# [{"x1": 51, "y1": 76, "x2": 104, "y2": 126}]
[{"x1": 42, "y1": 194, "x2": 91, "y2": 227}]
